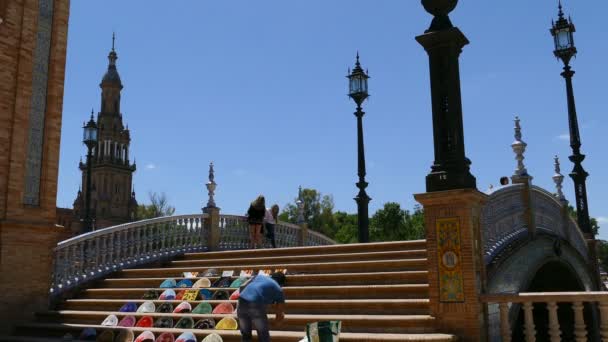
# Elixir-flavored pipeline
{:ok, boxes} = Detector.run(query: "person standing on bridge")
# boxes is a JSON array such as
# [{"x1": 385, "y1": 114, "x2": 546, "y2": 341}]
[
  {"x1": 238, "y1": 272, "x2": 286, "y2": 342},
  {"x1": 247, "y1": 195, "x2": 266, "y2": 249},
  {"x1": 264, "y1": 204, "x2": 279, "y2": 248}
]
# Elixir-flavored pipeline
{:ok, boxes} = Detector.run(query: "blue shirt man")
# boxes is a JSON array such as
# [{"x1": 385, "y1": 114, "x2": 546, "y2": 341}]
[{"x1": 238, "y1": 272, "x2": 286, "y2": 342}]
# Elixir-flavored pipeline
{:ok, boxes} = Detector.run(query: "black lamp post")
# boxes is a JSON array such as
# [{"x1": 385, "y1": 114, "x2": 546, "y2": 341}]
[
  {"x1": 347, "y1": 53, "x2": 371, "y2": 243},
  {"x1": 82, "y1": 111, "x2": 98, "y2": 233},
  {"x1": 550, "y1": 2, "x2": 592, "y2": 237}
]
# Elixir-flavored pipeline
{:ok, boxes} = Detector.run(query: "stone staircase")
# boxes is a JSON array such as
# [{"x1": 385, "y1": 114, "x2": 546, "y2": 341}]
[{"x1": 3, "y1": 240, "x2": 458, "y2": 341}]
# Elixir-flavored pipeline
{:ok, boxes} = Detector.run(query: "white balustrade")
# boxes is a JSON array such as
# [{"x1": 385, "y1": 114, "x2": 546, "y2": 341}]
[
  {"x1": 482, "y1": 292, "x2": 608, "y2": 342},
  {"x1": 51, "y1": 214, "x2": 209, "y2": 294}
]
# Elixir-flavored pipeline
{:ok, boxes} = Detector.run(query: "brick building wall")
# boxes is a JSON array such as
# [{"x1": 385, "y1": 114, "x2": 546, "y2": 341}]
[{"x1": 0, "y1": 0, "x2": 70, "y2": 332}]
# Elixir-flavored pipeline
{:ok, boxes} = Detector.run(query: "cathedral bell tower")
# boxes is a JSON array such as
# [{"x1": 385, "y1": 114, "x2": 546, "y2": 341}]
[{"x1": 73, "y1": 35, "x2": 138, "y2": 230}]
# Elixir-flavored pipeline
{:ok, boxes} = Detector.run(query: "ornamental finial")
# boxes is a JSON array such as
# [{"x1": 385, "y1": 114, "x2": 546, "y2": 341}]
[
  {"x1": 205, "y1": 162, "x2": 217, "y2": 208},
  {"x1": 296, "y1": 186, "x2": 305, "y2": 224},
  {"x1": 553, "y1": 155, "x2": 567, "y2": 203},
  {"x1": 511, "y1": 116, "x2": 531, "y2": 182}
]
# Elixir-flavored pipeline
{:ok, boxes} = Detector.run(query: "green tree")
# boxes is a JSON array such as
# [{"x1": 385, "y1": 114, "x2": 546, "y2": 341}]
[
  {"x1": 281, "y1": 188, "x2": 335, "y2": 234},
  {"x1": 333, "y1": 211, "x2": 358, "y2": 243},
  {"x1": 369, "y1": 203, "x2": 425, "y2": 242},
  {"x1": 137, "y1": 192, "x2": 176, "y2": 219},
  {"x1": 567, "y1": 205, "x2": 600, "y2": 236}
]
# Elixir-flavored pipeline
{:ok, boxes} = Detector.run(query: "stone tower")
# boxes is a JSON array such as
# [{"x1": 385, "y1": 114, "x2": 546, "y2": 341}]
[{"x1": 73, "y1": 37, "x2": 137, "y2": 230}]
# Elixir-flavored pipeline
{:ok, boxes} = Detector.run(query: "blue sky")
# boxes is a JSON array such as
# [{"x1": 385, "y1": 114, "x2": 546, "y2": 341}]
[{"x1": 58, "y1": 1, "x2": 608, "y2": 239}]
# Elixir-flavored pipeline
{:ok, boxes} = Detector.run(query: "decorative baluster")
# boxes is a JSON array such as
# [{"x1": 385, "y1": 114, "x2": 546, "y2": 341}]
[
  {"x1": 128, "y1": 228, "x2": 135, "y2": 264},
  {"x1": 547, "y1": 302, "x2": 561, "y2": 342},
  {"x1": 68, "y1": 245, "x2": 77, "y2": 281},
  {"x1": 100, "y1": 235, "x2": 107, "y2": 269},
  {"x1": 94, "y1": 237, "x2": 100, "y2": 273},
  {"x1": 78, "y1": 242, "x2": 85, "y2": 279},
  {"x1": 147, "y1": 225, "x2": 153, "y2": 257},
  {"x1": 523, "y1": 302, "x2": 536, "y2": 342},
  {"x1": 499, "y1": 302, "x2": 512, "y2": 342},
  {"x1": 108, "y1": 232, "x2": 115, "y2": 268},
  {"x1": 572, "y1": 301, "x2": 587, "y2": 342},
  {"x1": 599, "y1": 300, "x2": 608, "y2": 341},
  {"x1": 116, "y1": 230, "x2": 124, "y2": 266},
  {"x1": 195, "y1": 217, "x2": 201, "y2": 247},
  {"x1": 135, "y1": 227, "x2": 141, "y2": 261},
  {"x1": 153, "y1": 223, "x2": 159, "y2": 256}
]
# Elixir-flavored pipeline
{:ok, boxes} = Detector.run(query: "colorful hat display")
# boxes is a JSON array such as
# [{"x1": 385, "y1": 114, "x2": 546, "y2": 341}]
[
  {"x1": 135, "y1": 316, "x2": 154, "y2": 328},
  {"x1": 202, "y1": 268, "x2": 219, "y2": 277},
  {"x1": 173, "y1": 301, "x2": 192, "y2": 314},
  {"x1": 175, "y1": 290, "x2": 186, "y2": 300},
  {"x1": 159, "y1": 289, "x2": 176, "y2": 300},
  {"x1": 119, "y1": 302, "x2": 138, "y2": 312},
  {"x1": 176, "y1": 279, "x2": 193, "y2": 288},
  {"x1": 199, "y1": 289, "x2": 212, "y2": 300},
  {"x1": 215, "y1": 317, "x2": 238, "y2": 330},
  {"x1": 155, "y1": 332, "x2": 175, "y2": 342},
  {"x1": 137, "y1": 300, "x2": 156, "y2": 313},
  {"x1": 159, "y1": 278, "x2": 177, "y2": 288},
  {"x1": 97, "y1": 330, "x2": 115, "y2": 342},
  {"x1": 229, "y1": 277, "x2": 247, "y2": 288},
  {"x1": 211, "y1": 290, "x2": 230, "y2": 301},
  {"x1": 115, "y1": 329, "x2": 135, "y2": 342},
  {"x1": 229, "y1": 289, "x2": 240, "y2": 300},
  {"x1": 134, "y1": 331, "x2": 156, "y2": 342},
  {"x1": 192, "y1": 278, "x2": 211, "y2": 288},
  {"x1": 117, "y1": 315, "x2": 136, "y2": 327},
  {"x1": 153, "y1": 317, "x2": 174, "y2": 328},
  {"x1": 174, "y1": 316, "x2": 194, "y2": 329},
  {"x1": 175, "y1": 332, "x2": 196, "y2": 342},
  {"x1": 212, "y1": 302, "x2": 234, "y2": 314},
  {"x1": 78, "y1": 328, "x2": 96, "y2": 340},
  {"x1": 142, "y1": 290, "x2": 161, "y2": 300},
  {"x1": 101, "y1": 314, "x2": 118, "y2": 326},
  {"x1": 155, "y1": 302, "x2": 174, "y2": 313},
  {"x1": 212, "y1": 277, "x2": 232, "y2": 288},
  {"x1": 194, "y1": 318, "x2": 216, "y2": 329},
  {"x1": 201, "y1": 333, "x2": 223, "y2": 342},
  {"x1": 192, "y1": 302, "x2": 213, "y2": 314}
]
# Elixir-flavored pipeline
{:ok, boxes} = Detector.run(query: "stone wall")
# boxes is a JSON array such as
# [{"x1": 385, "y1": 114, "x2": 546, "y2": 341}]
[{"x1": 0, "y1": 0, "x2": 70, "y2": 333}]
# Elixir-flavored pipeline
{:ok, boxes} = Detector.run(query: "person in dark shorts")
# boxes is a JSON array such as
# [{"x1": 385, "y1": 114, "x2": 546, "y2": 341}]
[
  {"x1": 237, "y1": 272, "x2": 286, "y2": 342},
  {"x1": 264, "y1": 204, "x2": 279, "y2": 248},
  {"x1": 247, "y1": 195, "x2": 266, "y2": 249}
]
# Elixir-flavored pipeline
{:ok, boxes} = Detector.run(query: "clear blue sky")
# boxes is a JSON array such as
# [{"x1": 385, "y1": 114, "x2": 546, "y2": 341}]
[{"x1": 58, "y1": 1, "x2": 608, "y2": 239}]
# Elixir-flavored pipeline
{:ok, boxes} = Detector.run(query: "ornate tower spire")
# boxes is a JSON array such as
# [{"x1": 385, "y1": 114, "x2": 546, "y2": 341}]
[
  {"x1": 205, "y1": 162, "x2": 217, "y2": 208},
  {"x1": 296, "y1": 186, "x2": 305, "y2": 224},
  {"x1": 553, "y1": 155, "x2": 566, "y2": 203},
  {"x1": 511, "y1": 116, "x2": 531, "y2": 183}
]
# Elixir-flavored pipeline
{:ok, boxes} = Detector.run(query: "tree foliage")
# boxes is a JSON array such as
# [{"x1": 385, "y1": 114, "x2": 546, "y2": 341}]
[
  {"x1": 137, "y1": 192, "x2": 176, "y2": 219},
  {"x1": 280, "y1": 188, "x2": 425, "y2": 244},
  {"x1": 567, "y1": 205, "x2": 600, "y2": 236},
  {"x1": 370, "y1": 202, "x2": 425, "y2": 242}
]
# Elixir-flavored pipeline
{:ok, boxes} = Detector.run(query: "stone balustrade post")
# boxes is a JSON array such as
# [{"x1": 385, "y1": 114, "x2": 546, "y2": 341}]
[
  {"x1": 203, "y1": 206, "x2": 220, "y2": 251},
  {"x1": 298, "y1": 222, "x2": 308, "y2": 246},
  {"x1": 414, "y1": 189, "x2": 488, "y2": 342}
]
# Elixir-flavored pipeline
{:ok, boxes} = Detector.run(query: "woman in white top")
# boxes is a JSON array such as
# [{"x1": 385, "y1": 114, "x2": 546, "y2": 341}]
[{"x1": 264, "y1": 204, "x2": 279, "y2": 248}]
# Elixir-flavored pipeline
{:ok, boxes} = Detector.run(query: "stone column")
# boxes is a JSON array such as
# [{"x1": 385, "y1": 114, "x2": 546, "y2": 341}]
[
  {"x1": 0, "y1": 0, "x2": 71, "y2": 333},
  {"x1": 415, "y1": 189, "x2": 488, "y2": 341},
  {"x1": 203, "y1": 162, "x2": 220, "y2": 250}
]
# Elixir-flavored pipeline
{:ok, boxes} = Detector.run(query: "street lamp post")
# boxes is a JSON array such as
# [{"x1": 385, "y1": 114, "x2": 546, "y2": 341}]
[
  {"x1": 550, "y1": 3, "x2": 592, "y2": 237},
  {"x1": 82, "y1": 112, "x2": 98, "y2": 233},
  {"x1": 347, "y1": 53, "x2": 371, "y2": 243},
  {"x1": 550, "y1": 2, "x2": 601, "y2": 290}
]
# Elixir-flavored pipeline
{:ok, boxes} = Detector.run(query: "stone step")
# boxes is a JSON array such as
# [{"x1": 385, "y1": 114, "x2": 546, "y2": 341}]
[
  {"x1": 78, "y1": 284, "x2": 429, "y2": 300},
  {"x1": 182, "y1": 240, "x2": 427, "y2": 260},
  {"x1": 118, "y1": 259, "x2": 428, "y2": 278},
  {"x1": 35, "y1": 311, "x2": 437, "y2": 334},
  {"x1": 12, "y1": 323, "x2": 458, "y2": 342},
  {"x1": 59, "y1": 299, "x2": 430, "y2": 315},
  {"x1": 172, "y1": 250, "x2": 427, "y2": 267},
  {"x1": 98, "y1": 271, "x2": 428, "y2": 288}
]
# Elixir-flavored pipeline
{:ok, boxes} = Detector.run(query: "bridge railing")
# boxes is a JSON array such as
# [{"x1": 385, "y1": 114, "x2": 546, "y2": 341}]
[
  {"x1": 51, "y1": 214, "x2": 209, "y2": 294},
  {"x1": 481, "y1": 292, "x2": 608, "y2": 341},
  {"x1": 218, "y1": 214, "x2": 335, "y2": 249},
  {"x1": 51, "y1": 211, "x2": 335, "y2": 294}
]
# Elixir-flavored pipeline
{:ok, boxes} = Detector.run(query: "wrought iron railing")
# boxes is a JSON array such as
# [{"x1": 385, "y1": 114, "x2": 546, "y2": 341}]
[{"x1": 51, "y1": 214, "x2": 209, "y2": 294}]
